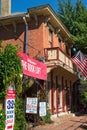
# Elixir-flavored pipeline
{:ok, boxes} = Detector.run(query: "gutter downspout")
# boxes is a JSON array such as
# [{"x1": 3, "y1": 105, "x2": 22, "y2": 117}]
[
  {"x1": 22, "y1": 17, "x2": 29, "y2": 126},
  {"x1": 23, "y1": 16, "x2": 28, "y2": 54}
]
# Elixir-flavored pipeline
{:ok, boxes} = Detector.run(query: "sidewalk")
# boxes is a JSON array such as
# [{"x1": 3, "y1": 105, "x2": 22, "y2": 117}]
[{"x1": 31, "y1": 114, "x2": 87, "y2": 130}]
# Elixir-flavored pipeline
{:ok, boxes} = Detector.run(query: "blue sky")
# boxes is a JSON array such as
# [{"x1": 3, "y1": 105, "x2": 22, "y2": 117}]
[
  {"x1": 11, "y1": 0, "x2": 58, "y2": 13},
  {"x1": 12, "y1": 0, "x2": 87, "y2": 13}
]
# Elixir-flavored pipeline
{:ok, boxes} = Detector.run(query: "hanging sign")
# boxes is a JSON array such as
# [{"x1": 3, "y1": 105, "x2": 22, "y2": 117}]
[
  {"x1": 26, "y1": 97, "x2": 38, "y2": 114},
  {"x1": 5, "y1": 89, "x2": 16, "y2": 130},
  {"x1": 18, "y1": 51, "x2": 47, "y2": 80},
  {"x1": 39, "y1": 102, "x2": 46, "y2": 117}
]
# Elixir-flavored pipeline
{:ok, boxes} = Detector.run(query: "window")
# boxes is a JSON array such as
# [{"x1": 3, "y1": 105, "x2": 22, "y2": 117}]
[
  {"x1": 66, "y1": 45, "x2": 70, "y2": 56},
  {"x1": 58, "y1": 34, "x2": 63, "y2": 48},
  {"x1": 58, "y1": 34, "x2": 62, "y2": 42},
  {"x1": 48, "y1": 29, "x2": 53, "y2": 47},
  {"x1": 46, "y1": 81, "x2": 51, "y2": 109},
  {"x1": 0, "y1": 0, "x2": 1, "y2": 15},
  {"x1": 49, "y1": 30, "x2": 52, "y2": 42},
  {"x1": 67, "y1": 88, "x2": 70, "y2": 106},
  {"x1": 58, "y1": 84, "x2": 62, "y2": 107}
]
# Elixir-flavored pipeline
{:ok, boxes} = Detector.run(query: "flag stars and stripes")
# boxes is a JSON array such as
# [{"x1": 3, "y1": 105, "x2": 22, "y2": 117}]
[{"x1": 72, "y1": 51, "x2": 87, "y2": 77}]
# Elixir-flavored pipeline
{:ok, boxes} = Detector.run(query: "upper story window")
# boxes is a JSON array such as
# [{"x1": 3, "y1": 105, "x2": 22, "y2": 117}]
[
  {"x1": 47, "y1": 23, "x2": 55, "y2": 48},
  {"x1": 49, "y1": 29, "x2": 52, "y2": 42},
  {"x1": 48, "y1": 29, "x2": 53, "y2": 48},
  {"x1": 66, "y1": 45, "x2": 70, "y2": 56},
  {"x1": 0, "y1": 0, "x2": 1, "y2": 15},
  {"x1": 58, "y1": 34, "x2": 63, "y2": 47},
  {"x1": 58, "y1": 34, "x2": 62, "y2": 42}
]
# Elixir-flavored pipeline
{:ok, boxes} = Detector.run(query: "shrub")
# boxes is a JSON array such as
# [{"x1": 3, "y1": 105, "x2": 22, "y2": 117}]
[
  {"x1": 80, "y1": 91, "x2": 87, "y2": 104},
  {"x1": 0, "y1": 109, "x2": 5, "y2": 130},
  {"x1": 14, "y1": 96, "x2": 27, "y2": 130}
]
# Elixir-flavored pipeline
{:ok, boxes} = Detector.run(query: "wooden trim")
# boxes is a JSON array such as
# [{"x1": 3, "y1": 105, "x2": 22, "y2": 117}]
[{"x1": 51, "y1": 70, "x2": 54, "y2": 114}]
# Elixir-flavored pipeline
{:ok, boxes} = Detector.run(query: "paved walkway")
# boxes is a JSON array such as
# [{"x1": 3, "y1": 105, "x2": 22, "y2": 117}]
[{"x1": 31, "y1": 114, "x2": 87, "y2": 130}]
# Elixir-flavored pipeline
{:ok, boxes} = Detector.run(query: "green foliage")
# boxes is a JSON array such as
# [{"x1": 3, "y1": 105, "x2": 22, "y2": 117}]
[
  {"x1": 81, "y1": 79, "x2": 87, "y2": 85},
  {"x1": 57, "y1": 0, "x2": 87, "y2": 54},
  {"x1": 0, "y1": 42, "x2": 27, "y2": 129},
  {"x1": 0, "y1": 43, "x2": 22, "y2": 99},
  {"x1": 14, "y1": 95, "x2": 27, "y2": 130},
  {"x1": 3, "y1": 44, "x2": 22, "y2": 86},
  {"x1": 79, "y1": 79, "x2": 87, "y2": 104},
  {"x1": 0, "y1": 110, "x2": 5, "y2": 130},
  {"x1": 14, "y1": 75, "x2": 27, "y2": 130},
  {"x1": 41, "y1": 110, "x2": 52, "y2": 124},
  {"x1": 80, "y1": 91, "x2": 87, "y2": 104}
]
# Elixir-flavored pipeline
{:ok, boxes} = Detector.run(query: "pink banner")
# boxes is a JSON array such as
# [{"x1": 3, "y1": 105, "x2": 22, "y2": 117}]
[{"x1": 18, "y1": 52, "x2": 47, "y2": 80}]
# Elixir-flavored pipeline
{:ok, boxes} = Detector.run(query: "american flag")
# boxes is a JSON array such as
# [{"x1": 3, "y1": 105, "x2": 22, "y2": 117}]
[{"x1": 72, "y1": 51, "x2": 87, "y2": 77}]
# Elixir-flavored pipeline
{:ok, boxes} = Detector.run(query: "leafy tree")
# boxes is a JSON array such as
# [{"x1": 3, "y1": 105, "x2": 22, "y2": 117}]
[{"x1": 57, "y1": 0, "x2": 87, "y2": 54}]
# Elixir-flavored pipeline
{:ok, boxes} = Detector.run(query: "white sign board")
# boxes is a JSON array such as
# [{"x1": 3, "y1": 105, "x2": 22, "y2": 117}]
[
  {"x1": 39, "y1": 102, "x2": 46, "y2": 117},
  {"x1": 5, "y1": 90, "x2": 16, "y2": 130},
  {"x1": 26, "y1": 97, "x2": 38, "y2": 114}
]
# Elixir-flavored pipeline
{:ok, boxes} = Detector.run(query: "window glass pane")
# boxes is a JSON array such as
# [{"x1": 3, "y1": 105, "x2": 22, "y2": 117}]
[
  {"x1": 46, "y1": 81, "x2": 51, "y2": 108},
  {"x1": 67, "y1": 89, "x2": 70, "y2": 105},
  {"x1": 49, "y1": 30, "x2": 52, "y2": 42},
  {"x1": 58, "y1": 85, "x2": 62, "y2": 107}
]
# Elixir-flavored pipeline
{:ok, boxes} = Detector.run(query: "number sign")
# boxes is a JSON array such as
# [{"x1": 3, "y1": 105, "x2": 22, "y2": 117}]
[{"x1": 5, "y1": 89, "x2": 16, "y2": 130}]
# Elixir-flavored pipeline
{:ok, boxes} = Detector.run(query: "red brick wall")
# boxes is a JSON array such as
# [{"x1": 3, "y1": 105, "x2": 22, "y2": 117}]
[
  {"x1": 0, "y1": 23, "x2": 25, "y2": 51},
  {"x1": 0, "y1": 15, "x2": 68, "y2": 58},
  {"x1": 28, "y1": 16, "x2": 44, "y2": 58}
]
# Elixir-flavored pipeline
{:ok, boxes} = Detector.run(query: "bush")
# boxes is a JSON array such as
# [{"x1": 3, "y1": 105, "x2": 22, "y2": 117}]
[
  {"x1": 14, "y1": 95, "x2": 27, "y2": 130},
  {"x1": 80, "y1": 91, "x2": 87, "y2": 104},
  {"x1": 0, "y1": 109, "x2": 5, "y2": 130}
]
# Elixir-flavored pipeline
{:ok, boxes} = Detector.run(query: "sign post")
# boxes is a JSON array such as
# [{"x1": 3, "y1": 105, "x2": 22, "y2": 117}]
[{"x1": 5, "y1": 85, "x2": 16, "y2": 130}]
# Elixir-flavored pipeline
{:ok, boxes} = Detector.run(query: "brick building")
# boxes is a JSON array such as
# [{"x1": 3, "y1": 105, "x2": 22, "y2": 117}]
[{"x1": 0, "y1": 4, "x2": 78, "y2": 116}]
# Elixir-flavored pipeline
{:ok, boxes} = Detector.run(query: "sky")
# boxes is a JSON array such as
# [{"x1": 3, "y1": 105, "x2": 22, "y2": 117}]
[
  {"x1": 12, "y1": 0, "x2": 87, "y2": 13},
  {"x1": 11, "y1": 0, "x2": 58, "y2": 13}
]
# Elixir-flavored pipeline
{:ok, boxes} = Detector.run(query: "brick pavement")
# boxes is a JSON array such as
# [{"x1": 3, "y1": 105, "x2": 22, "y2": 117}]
[{"x1": 30, "y1": 114, "x2": 87, "y2": 130}]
